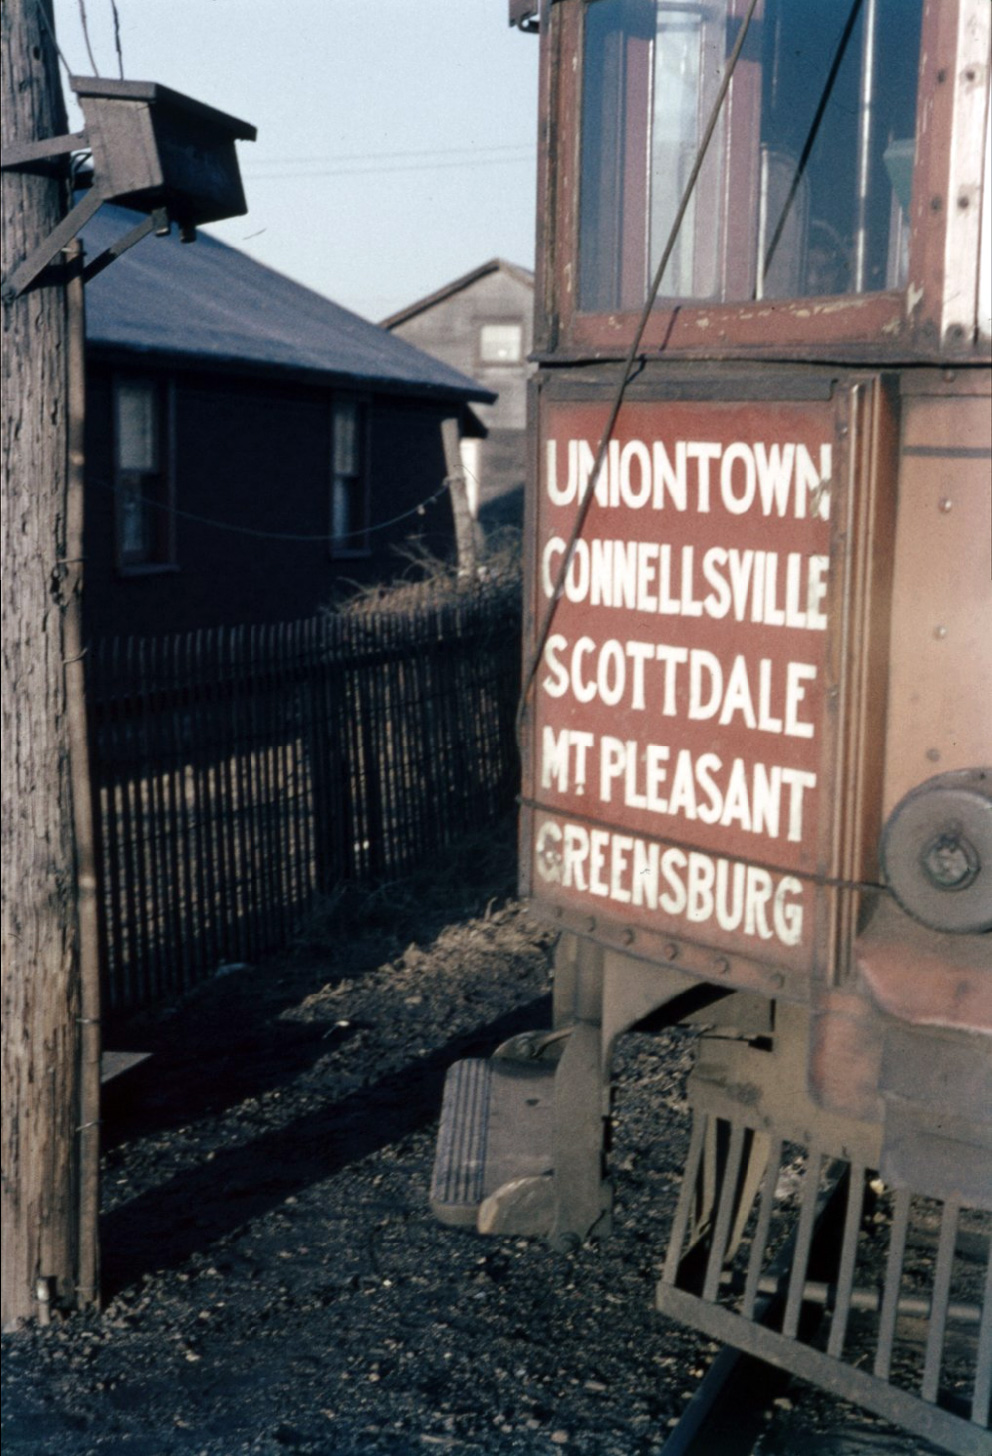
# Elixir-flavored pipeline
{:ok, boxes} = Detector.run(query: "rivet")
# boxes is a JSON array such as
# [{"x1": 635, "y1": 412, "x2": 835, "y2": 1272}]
[
  {"x1": 663, "y1": 941, "x2": 679, "y2": 961},
  {"x1": 938, "y1": 498, "x2": 952, "y2": 513},
  {"x1": 926, "y1": 747, "x2": 942, "y2": 763},
  {"x1": 936, "y1": 68, "x2": 947, "y2": 83},
  {"x1": 934, "y1": 625, "x2": 948, "y2": 639},
  {"x1": 944, "y1": 369, "x2": 956, "y2": 382},
  {"x1": 621, "y1": 927, "x2": 635, "y2": 946},
  {"x1": 957, "y1": 193, "x2": 970, "y2": 210},
  {"x1": 769, "y1": 972, "x2": 786, "y2": 990},
  {"x1": 713, "y1": 956, "x2": 730, "y2": 976},
  {"x1": 930, "y1": 195, "x2": 942, "y2": 212}
]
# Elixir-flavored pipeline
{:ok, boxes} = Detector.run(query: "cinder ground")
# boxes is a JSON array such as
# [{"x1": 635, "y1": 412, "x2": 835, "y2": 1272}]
[{"x1": 2, "y1": 823, "x2": 942, "y2": 1455}]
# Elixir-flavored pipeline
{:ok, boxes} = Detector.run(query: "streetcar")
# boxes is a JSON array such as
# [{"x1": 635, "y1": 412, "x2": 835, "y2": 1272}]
[{"x1": 432, "y1": 3, "x2": 992, "y2": 1451}]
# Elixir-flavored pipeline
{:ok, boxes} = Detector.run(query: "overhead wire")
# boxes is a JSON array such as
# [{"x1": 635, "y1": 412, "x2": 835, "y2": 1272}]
[
  {"x1": 109, "y1": 0, "x2": 124, "y2": 80},
  {"x1": 89, "y1": 472, "x2": 453, "y2": 544},
  {"x1": 244, "y1": 143, "x2": 535, "y2": 171},
  {"x1": 33, "y1": 0, "x2": 73, "y2": 80},
  {"x1": 76, "y1": 0, "x2": 100, "y2": 75},
  {"x1": 244, "y1": 155, "x2": 536, "y2": 184}
]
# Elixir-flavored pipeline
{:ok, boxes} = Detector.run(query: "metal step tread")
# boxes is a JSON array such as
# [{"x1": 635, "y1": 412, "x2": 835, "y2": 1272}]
[
  {"x1": 431, "y1": 1058, "x2": 493, "y2": 1224},
  {"x1": 431, "y1": 1055, "x2": 555, "y2": 1227}
]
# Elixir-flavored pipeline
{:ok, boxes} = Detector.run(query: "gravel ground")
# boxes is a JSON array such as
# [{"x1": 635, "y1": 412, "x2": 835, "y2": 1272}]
[{"x1": 2, "y1": 827, "x2": 950, "y2": 1455}]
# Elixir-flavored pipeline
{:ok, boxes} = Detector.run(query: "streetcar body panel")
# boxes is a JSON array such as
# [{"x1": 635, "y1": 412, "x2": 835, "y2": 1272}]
[{"x1": 433, "y1": 2, "x2": 991, "y2": 1447}]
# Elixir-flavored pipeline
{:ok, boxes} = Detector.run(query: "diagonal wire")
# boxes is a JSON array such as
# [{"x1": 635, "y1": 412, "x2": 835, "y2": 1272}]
[
  {"x1": 89, "y1": 473, "x2": 451, "y2": 544},
  {"x1": 515, "y1": 0, "x2": 760, "y2": 740},
  {"x1": 33, "y1": 0, "x2": 73, "y2": 79},
  {"x1": 109, "y1": 0, "x2": 125, "y2": 80},
  {"x1": 760, "y1": 0, "x2": 862, "y2": 289},
  {"x1": 77, "y1": 0, "x2": 101, "y2": 75}
]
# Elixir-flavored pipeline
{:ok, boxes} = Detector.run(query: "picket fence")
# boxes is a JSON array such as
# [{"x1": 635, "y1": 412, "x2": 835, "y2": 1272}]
[{"x1": 86, "y1": 596, "x2": 521, "y2": 1016}]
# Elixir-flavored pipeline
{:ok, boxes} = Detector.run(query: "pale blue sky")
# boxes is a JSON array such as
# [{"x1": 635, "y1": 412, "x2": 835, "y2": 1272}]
[{"x1": 52, "y1": 0, "x2": 539, "y2": 320}]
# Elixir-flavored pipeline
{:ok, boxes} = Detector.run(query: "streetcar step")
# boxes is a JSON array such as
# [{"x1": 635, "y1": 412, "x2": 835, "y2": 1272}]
[{"x1": 430, "y1": 1056, "x2": 555, "y2": 1229}]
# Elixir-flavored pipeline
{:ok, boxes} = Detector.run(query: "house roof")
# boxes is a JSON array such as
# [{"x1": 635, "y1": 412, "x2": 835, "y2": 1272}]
[
  {"x1": 380, "y1": 258, "x2": 535, "y2": 329},
  {"x1": 81, "y1": 203, "x2": 494, "y2": 404}
]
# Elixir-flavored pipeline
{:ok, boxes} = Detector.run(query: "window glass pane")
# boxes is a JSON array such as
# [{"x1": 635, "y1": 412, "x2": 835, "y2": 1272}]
[
  {"x1": 332, "y1": 476, "x2": 359, "y2": 545},
  {"x1": 119, "y1": 479, "x2": 150, "y2": 559},
  {"x1": 480, "y1": 323, "x2": 524, "y2": 363},
  {"x1": 333, "y1": 398, "x2": 359, "y2": 476},
  {"x1": 117, "y1": 382, "x2": 158, "y2": 472},
  {"x1": 578, "y1": 0, "x2": 923, "y2": 311},
  {"x1": 649, "y1": 3, "x2": 726, "y2": 298}
]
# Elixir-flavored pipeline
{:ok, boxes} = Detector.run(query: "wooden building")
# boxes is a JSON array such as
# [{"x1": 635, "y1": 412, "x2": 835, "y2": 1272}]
[
  {"x1": 80, "y1": 203, "x2": 493, "y2": 641},
  {"x1": 382, "y1": 259, "x2": 535, "y2": 530}
]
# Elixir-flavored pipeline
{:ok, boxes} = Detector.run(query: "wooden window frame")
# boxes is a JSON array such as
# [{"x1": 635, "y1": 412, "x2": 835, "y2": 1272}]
[
  {"x1": 477, "y1": 319, "x2": 526, "y2": 367},
  {"x1": 540, "y1": 0, "x2": 988, "y2": 364}
]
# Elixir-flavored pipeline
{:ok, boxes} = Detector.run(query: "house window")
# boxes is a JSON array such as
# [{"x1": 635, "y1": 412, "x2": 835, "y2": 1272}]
[
  {"x1": 330, "y1": 396, "x2": 369, "y2": 556},
  {"x1": 479, "y1": 321, "x2": 524, "y2": 365},
  {"x1": 578, "y1": 0, "x2": 924, "y2": 312},
  {"x1": 114, "y1": 378, "x2": 175, "y2": 571}
]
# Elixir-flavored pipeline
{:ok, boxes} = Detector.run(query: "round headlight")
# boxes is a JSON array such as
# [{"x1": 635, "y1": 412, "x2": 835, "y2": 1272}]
[{"x1": 880, "y1": 769, "x2": 992, "y2": 934}]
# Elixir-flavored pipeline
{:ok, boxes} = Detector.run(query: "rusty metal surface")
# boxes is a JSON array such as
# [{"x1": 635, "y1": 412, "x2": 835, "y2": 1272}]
[
  {"x1": 809, "y1": 985, "x2": 885, "y2": 1124},
  {"x1": 881, "y1": 388, "x2": 992, "y2": 819},
  {"x1": 855, "y1": 899, "x2": 992, "y2": 1036}
]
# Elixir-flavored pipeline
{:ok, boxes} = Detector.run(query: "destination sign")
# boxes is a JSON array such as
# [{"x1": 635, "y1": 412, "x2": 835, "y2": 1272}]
[{"x1": 525, "y1": 398, "x2": 839, "y2": 973}]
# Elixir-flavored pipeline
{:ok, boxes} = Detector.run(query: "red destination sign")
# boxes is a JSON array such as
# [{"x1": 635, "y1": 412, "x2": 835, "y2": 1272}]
[{"x1": 524, "y1": 398, "x2": 839, "y2": 977}]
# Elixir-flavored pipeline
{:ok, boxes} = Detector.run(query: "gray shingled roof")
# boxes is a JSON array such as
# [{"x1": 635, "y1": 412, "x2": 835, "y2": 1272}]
[{"x1": 82, "y1": 203, "x2": 494, "y2": 403}]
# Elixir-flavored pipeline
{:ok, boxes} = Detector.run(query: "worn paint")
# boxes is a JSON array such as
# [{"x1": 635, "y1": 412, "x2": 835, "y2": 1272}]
[{"x1": 525, "y1": 395, "x2": 843, "y2": 977}]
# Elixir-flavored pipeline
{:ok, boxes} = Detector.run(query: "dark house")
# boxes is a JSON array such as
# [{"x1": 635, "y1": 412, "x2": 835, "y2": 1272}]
[
  {"x1": 382, "y1": 259, "x2": 535, "y2": 530},
  {"x1": 81, "y1": 204, "x2": 493, "y2": 641}
]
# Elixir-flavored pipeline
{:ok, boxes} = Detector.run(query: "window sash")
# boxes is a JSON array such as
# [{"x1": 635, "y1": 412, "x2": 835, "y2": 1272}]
[
  {"x1": 573, "y1": 0, "x2": 926, "y2": 322},
  {"x1": 479, "y1": 322, "x2": 525, "y2": 364}
]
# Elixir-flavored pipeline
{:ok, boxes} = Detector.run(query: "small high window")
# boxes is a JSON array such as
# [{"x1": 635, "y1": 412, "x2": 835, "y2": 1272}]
[
  {"x1": 578, "y1": 0, "x2": 923, "y2": 313},
  {"x1": 114, "y1": 378, "x2": 175, "y2": 570},
  {"x1": 479, "y1": 321, "x2": 524, "y2": 364},
  {"x1": 330, "y1": 397, "x2": 368, "y2": 557}
]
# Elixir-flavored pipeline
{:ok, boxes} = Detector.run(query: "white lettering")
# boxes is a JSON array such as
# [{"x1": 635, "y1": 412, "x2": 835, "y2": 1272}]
[{"x1": 538, "y1": 819, "x2": 807, "y2": 947}]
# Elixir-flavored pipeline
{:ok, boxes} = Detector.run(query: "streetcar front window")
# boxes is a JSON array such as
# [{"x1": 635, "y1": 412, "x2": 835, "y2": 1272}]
[{"x1": 578, "y1": 0, "x2": 923, "y2": 312}]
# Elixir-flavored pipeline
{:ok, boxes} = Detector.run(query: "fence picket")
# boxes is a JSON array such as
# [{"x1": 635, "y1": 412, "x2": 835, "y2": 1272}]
[{"x1": 86, "y1": 595, "x2": 520, "y2": 1016}]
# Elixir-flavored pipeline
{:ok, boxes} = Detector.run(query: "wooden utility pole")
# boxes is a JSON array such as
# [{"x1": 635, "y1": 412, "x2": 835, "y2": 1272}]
[{"x1": 1, "y1": 0, "x2": 89, "y2": 1328}]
